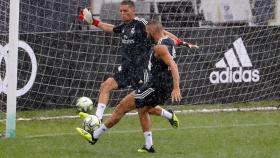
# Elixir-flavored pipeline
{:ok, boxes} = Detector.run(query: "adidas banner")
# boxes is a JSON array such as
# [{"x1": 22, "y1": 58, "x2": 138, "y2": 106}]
[
  {"x1": 0, "y1": 26, "x2": 279, "y2": 109},
  {"x1": 174, "y1": 26, "x2": 280, "y2": 104},
  {"x1": 209, "y1": 37, "x2": 260, "y2": 84}
]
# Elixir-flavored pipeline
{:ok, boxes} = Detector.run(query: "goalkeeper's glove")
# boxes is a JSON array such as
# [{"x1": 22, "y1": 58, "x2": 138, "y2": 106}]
[
  {"x1": 79, "y1": 8, "x2": 100, "y2": 27},
  {"x1": 176, "y1": 38, "x2": 199, "y2": 49}
]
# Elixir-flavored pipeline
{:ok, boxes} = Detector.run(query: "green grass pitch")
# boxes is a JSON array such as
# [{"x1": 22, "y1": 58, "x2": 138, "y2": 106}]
[{"x1": 1, "y1": 106, "x2": 280, "y2": 158}]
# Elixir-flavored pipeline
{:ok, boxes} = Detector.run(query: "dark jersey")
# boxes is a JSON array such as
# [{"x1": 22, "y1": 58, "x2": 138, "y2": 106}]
[
  {"x1": 149, "y1": 36, "x2": 176, "y2": 87},
  {"x1": 113, "y1": 17, "x2": 151, "y2": 71},
  {"x1": 135, "y1": 37, "x2": 177, "y2": 107}
]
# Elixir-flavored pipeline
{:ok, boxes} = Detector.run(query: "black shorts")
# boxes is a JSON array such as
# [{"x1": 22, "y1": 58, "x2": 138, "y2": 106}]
[
  {"x1": 113, "y1": 66, "x2": 149, "y2": 90},
  {"x1": 134, "y1": 81, "x2": 172, "y2": 108}
]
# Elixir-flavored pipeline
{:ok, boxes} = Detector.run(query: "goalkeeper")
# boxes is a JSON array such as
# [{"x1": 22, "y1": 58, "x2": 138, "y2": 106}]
[
  {"x1": 79, "y1": 0, "x2": 198, "y2": 122},
  {"x1": 77, "y1": 19, "x2": 181, "y2": 153}
]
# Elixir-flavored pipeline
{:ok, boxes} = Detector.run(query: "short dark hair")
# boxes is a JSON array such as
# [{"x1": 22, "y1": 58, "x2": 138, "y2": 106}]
[
  {"x1": 120, "y1": 0, "x2": 135, "y2": 8},
  {"x1": 147, "y1": 20, "x2": 163, "y2": 33}
]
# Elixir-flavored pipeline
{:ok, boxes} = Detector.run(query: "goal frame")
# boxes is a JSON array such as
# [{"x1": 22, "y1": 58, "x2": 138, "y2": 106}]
[{"x1": 6, "y1": 0, "x2": 20, "y2": 138}]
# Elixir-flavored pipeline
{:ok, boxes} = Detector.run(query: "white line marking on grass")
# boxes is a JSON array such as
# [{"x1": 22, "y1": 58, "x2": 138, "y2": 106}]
[
  {"x1": 0, "y1": 106, "x2": 279, "y2": 123},
  {"x1": 23, "y1": 122, "x2": 280, "y2": 139},
  {"x1": 180, "y1": 106, "x2": 279, "y2": 113}
]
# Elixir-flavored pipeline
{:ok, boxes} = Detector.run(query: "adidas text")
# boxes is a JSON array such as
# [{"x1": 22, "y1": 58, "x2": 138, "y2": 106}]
[
  {"x1": 210, "y1": 67, "x2": 260, "y2": 84},
  {"x1": 210, "y1": 38, "x2": 260, "y2": 84}
]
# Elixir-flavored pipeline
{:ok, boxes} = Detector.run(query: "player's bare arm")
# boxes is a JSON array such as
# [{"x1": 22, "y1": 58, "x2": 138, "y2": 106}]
[
  {"x1": 153, "y1": 45, "x2": 182, "y2": 102},
  {"x1": 95, "y1": 22, "x2": 115, "y2": 33},
  {"x1": 163, "y1": 30, "x2": 178, "y2": 42},
  {"x1": 162, "y1": 30, "x2": 199, "y2": 49}
]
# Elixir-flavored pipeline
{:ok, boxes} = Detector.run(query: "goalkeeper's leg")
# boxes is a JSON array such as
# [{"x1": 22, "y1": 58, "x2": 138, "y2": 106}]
[{"x1": 95, "y1": 77, "x2": 118, "y2": 120}]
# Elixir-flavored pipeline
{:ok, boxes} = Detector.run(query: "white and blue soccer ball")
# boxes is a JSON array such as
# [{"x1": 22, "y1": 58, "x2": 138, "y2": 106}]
[
  {"x1": 76, "y1": 97, "x2": 93, "y2": 113},
  {"x1": 83, "y1": 115, "x2": 101, "y2": 132}
]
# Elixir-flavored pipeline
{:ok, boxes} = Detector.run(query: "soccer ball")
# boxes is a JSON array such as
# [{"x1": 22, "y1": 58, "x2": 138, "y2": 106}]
[
  {"x1": 83, "y1": 115, "x2": 101, "y2": 132},
  {"x1": 76, "y1": 97, "x2": 93, "y2": 113}
]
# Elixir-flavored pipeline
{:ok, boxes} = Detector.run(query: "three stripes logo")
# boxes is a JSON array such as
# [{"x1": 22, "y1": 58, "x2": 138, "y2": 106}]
[
  {"x1": 135, "y1": 88, "x2": 155, "y2": 99},
  {"x1": 209, "y1": 38, "x2": 260, "y2": 84}
]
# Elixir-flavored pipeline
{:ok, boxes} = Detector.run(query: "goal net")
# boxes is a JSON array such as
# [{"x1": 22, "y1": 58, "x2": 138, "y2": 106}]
[{"x1": 0, "y1": 0, "x2": 279, "y2": 114}]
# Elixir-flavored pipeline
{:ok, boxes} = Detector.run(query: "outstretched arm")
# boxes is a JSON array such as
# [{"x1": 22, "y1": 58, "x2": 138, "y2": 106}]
[
  {"x1": 80, "y1": 8, "x2": 114, "y2": 33},
  {"x1": 163, "y1": 30, "x2": 199, "y2": 49},
  {"x1": 154, "y1": 45, "x2": 181, "y2": 102},
  {"x1": 96, "y1": 22, "x2": 115, "y2": 33},
  {"x1": 163, "y1": 30, "x2": 179, "y2": 41}
]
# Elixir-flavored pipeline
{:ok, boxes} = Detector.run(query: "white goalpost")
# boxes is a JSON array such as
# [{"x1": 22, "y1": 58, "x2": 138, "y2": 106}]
[{"x1": 5, "y1": 0, "x2": 20, "y2": 138}]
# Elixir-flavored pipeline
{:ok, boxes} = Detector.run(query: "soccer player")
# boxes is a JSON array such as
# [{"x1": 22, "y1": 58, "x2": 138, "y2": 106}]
[
  {"x1": 79, "y1": 0, "x2": 186, "y2": 124},
  {"x1": 76, "y1": 19, "x2": 181, "y2": 153}
]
